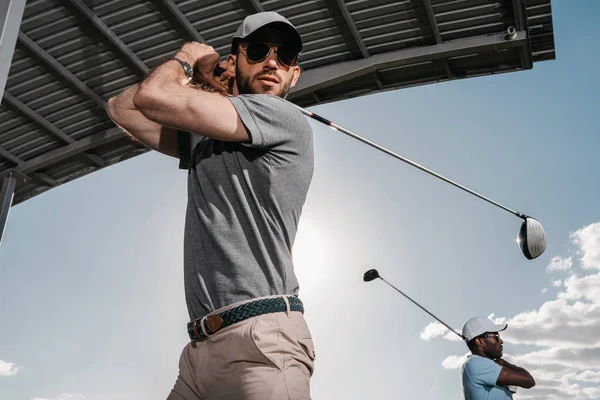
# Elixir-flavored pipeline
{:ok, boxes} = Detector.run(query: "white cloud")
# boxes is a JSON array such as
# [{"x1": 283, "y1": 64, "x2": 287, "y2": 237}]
[
  {"x1": 513, "y1": 381, "x2": 600, "y2": 400},
  {"x1": 551, "y1": 279, "x2": 563, "y2": 287},
  {"x1": 547, "y1": 256, "x2": 573, "y2": 272},
  {"x1": 571, "y1": 222, "x2": 600, "y2": 269},
  {"x1": 32, "y1": 394, "x2": 85, "y2": 400},
  {"x1": 420, "y1": 322, "x2": 463, "y2": 341},
  {"x1": 542, "y1": 288, "x2": 548, "y2": 293},
  {"x1": 572, "y1": 370, "x2": 600, "y2": 383},
  {"x1": 422, "y1": 221, "x2": 600, "y2": 400},
  {"x1": 442, "y1": 353, "x2": 469, "y2": 369},
  {"x1": 0, "y1": 360, "x2": 22, "y2": 376},
  {"x1": 420, "y1": 322, "x2": 446, "y2": 340},
  {"x1": 560, "y1": 273, "x2": 600, "y2": 304}
]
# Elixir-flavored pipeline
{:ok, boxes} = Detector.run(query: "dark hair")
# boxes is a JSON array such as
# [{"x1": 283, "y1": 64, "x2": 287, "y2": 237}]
[{"x1": 467, "y1": 337, "x2": 480, "y2": 351}]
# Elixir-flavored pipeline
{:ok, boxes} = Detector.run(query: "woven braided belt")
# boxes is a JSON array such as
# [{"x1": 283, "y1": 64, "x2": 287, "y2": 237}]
[{"x1": 187, "y1": 296, "x2": 304, "y2": 342}]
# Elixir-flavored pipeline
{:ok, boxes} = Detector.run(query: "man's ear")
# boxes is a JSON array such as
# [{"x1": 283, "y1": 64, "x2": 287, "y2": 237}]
[
  {"x1": 290, "y1": 65, "x2": 301, "y2": 88},
  {"x1": 226, "y1": 53, "x2": 236, "y2": 72}
]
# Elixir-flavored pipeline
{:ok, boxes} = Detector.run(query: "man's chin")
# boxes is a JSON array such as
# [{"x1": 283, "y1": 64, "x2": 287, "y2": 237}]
[{"x1": 252, "y1": 84, "x2": 280, "y2": 95}]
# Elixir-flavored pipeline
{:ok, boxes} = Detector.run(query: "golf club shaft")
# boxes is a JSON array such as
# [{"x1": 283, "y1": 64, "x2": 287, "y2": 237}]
[
  {"x1": 379, "y1": 277, "x2": 463, "y2": 339},
  {"x1": 297, "y1": 107, "x2": 525, "y2": 220}
]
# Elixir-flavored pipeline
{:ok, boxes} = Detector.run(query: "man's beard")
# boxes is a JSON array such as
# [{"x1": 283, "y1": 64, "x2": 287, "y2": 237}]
[{"x1": 236, "y1": 63, "x2": 291, "y2": 97}]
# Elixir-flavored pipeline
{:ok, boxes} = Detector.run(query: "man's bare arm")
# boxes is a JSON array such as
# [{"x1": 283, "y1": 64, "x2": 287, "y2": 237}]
[
  {"x1": 495, "y1": 359, "x2": 536, "y2": 389},
  {"x1": 133, "y1": 43, "x2": 249, "y2": 143},
  {"x1": 107, "y1": 84, "x2": 179, "y2": 158}
]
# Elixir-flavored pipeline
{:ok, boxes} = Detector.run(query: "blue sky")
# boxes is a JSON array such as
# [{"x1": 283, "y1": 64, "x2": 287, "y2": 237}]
[{"x1": 2, "y1": 1, "x2": 600, "y2": 399}]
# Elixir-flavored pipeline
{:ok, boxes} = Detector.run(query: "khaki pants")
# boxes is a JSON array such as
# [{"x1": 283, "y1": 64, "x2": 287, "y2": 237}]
[{"x1": 167, "y1": 296, "x2": 316, "y2": 400}]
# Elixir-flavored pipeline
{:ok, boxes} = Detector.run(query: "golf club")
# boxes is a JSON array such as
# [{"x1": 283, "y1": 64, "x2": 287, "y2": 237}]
[
  {"x1": 363, "y1": 268, "x2": 463, "y2": 339},
  {"x1": 297, "y1": 107, "x2": 546, "y2": 261},
  {"x1": 212, "y1": 66, "x2": 546, "y2": 260}
]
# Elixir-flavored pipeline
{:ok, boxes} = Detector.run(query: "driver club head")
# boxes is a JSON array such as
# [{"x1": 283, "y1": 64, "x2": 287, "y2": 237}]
[
  {"x1": 517, "y1": 217, "x2": 546, "y2": 260},
  {"x1": 363, "y1": 269, "x2": 381, "y2": 282}
]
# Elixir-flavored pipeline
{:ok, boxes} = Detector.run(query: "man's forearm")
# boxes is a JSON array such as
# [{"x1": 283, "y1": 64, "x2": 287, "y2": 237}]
[
  {"x1": 132, "y1": 55, "x2": 213, "y2": 127},
  {"x1": 133, "y1": 58, "x2": 183, "y2": 107},
  {"x1": 108, "y1": 84, "x2": 139, "y2": 113},
  {"x1": 503, "y1": 361, "x2": 534, "y2": 379},
  {"x1": 137, "y1": 58, "x2": 186, "y2": 97},
  {"x1": 107, "y1": 84, "x2": 140, "y2": 127},
  {"x1": 495, "y1": 358, "x2": 536, "y2": 389}
]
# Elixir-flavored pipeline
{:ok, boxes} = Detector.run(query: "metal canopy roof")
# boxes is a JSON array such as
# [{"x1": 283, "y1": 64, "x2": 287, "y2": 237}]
[{"x1": 0, "y1": 0, "x2": 555, "y2": 206}]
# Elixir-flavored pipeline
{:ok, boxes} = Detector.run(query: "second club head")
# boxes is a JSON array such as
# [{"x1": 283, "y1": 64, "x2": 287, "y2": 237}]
[{"x1": 363, "y1": 269, "x2": 380, "y2": 282}]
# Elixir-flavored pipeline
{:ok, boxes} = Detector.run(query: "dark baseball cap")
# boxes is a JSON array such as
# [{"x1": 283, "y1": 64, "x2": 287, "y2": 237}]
[{"x1": 230, "y1": 11, "x2": 303, "y2": 54}]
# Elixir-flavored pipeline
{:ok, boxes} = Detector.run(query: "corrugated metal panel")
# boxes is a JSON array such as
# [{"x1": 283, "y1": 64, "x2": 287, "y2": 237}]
[
  {"x1": 0, "y1": 0, "x2": 556, "y2": 206},
  {"x1": 0, "y1": 106, "x2": 63, "y2": 162},
  {"x1": 527, "y1": 0, "x2": 554, "y2": 61},
  {"x1": 353, "y1": 0, "x2": 428, "y2": 54}
]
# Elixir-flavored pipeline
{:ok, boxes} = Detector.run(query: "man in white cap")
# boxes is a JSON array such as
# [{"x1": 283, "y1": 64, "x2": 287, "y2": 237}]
[
  {"x1": 460, "y1": 316, "x2": 535, "y2": 399},
  {"x1": 108, "y1": 11, "x2": 315, "y2": 400}
]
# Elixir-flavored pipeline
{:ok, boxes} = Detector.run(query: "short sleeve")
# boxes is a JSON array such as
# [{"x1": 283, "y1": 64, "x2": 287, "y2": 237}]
[
  {"x1": 227, "y1": 94, "x2": 312, "y2": 152},
  {"x1": 464, "y1": 356, "x2": 502, "y2": 387}
]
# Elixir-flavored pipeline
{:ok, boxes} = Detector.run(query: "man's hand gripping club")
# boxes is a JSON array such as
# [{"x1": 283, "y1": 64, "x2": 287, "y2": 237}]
[{"x1": 174, "y1": 42, "x2": 234, "y2": 95}]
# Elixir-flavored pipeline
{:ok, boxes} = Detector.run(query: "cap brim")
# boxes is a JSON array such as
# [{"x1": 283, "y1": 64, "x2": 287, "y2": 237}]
[{"x1": 490, "y1": 323, "x2": 508, "y2": 333}]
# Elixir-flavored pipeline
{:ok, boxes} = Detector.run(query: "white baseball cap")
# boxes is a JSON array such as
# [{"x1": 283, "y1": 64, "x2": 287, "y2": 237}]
[{"x1": 462, "y1": 316, "x2": 507, "y2": 342}]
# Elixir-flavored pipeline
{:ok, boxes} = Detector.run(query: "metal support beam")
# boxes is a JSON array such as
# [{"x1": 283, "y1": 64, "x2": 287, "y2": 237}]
[
  {"x1": 325, "y1": 0, "x2": 386, "y2": 90},
  {"x1": 373, "y1": 72, "x2": 384, "y2": 90},
  {"x1": 289, "y1": 30, "x2": 527, "y2": 99},
  {"x1": 153, "y1": 0, "x2": 207, "y2": 43},
  {"x1": 0, "y1": 126, "x2": 123, "y2": 182},
  {"x1": 34, "y1": 172, "x2": 57, "y2": 187},
  {"x1": 326, "y1": 0, "x2": 369, "y2": 58},
  {"x1": 246, "y1": 0, "x2": 265, "y2": 13},
  {"x1": 311, "y1": 92, "x2": 320, "y2": 104},
  {"x1": 422, "y1": 0, "x2": 452, "y2": 79},
  {"x1": 0, "y1": 146, "x2": 57, "y2": 187},
  {"x1": 0, "y1": 145, "x2": 20, "y2": 165},
  {"x1": 0, "y1": 0, "x2": 26, "y2": 100},
  {"x1": 512, "y1": 0, "x2": 533, "y2": 70},
  {"x1": 0, "y1": 174, "x2": 16, "y2": 247},
  {"x1": 2, "y1": 92, "x2": 105, "y2": 168},
  {"x1": 422, "y1": 0, "x2": 442, "y2": 43},
  {"x1": 12, "y1": 169, "x2": 58, "y2": 187},
  {"x1": 65, "y1": 0, "x2": 149, "y2": 76},
  {"x1": 17, "y1": 32, "x2": 106, "y2": 109}
]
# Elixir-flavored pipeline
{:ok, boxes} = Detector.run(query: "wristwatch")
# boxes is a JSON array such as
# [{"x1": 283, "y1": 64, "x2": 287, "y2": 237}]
[{"x1": 172, "y1": 57, "x2": 193, "y2": 79}]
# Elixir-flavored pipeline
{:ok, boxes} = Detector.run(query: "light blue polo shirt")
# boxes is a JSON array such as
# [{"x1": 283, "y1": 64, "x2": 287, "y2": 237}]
[{"x1": 461, "y1": 355, "x2": 513, "y2": 400}]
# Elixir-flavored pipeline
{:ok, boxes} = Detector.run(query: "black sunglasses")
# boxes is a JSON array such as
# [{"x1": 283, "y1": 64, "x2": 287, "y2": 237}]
[
  {"x1": 240, "y1": 42, "x2": 299, "y2": 67},
  {"x1": 481, "y1": 333, "x2": 501, "y2": 342}
]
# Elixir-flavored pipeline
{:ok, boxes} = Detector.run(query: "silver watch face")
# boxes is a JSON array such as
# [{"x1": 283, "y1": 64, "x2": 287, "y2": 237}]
[
  {"x1": 181, "y1": 61, "x2": 193, "y2": 78},
  {"x1": 174, "y1": 57, "x2": 193, "y2": 78}
]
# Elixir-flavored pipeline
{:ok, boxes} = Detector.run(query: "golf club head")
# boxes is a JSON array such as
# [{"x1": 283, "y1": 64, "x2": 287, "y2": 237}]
[
  {"x1": 363, "y1": 269, "x2": 380, "y2": 282},
  {"x1": 517, "y1": 217, "x2": 546, "y2": 260}
]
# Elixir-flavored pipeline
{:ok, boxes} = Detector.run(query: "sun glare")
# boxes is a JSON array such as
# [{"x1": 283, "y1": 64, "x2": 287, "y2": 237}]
[{"x1": 292, "y1": 218, "x2": 333, "y2": 297}]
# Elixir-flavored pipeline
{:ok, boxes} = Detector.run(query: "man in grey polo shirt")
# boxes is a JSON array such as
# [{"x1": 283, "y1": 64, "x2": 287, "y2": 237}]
[{"x1": 107, "y1": 11, "x2": 315, "y2": 400}]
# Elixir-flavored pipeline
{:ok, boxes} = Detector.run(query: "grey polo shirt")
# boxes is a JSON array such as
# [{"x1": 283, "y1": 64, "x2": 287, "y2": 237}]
[{"x1": 177, "y1": 94, "x2": 314, "y2": 320}]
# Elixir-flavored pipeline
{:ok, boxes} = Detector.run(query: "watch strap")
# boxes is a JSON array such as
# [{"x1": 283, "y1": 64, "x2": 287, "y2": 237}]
[{"x1": 172, "y1": 57, "x2": 193, "y2": 78}]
